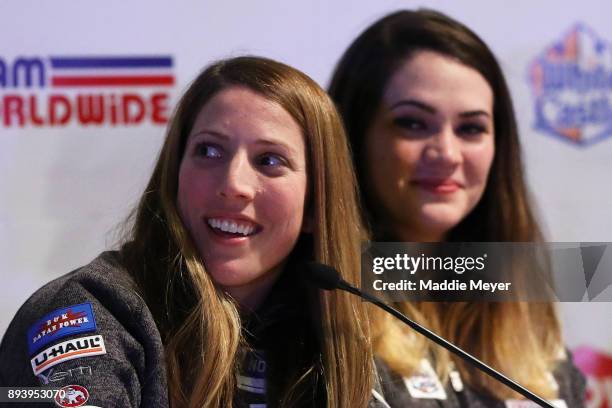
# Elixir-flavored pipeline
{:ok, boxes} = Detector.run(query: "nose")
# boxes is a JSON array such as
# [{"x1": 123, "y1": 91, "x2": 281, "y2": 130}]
[
  {"x1": 217, "y1": 152, "x2": 257, "y2": 201},
  {"x1": 422, "y1": 125, "x2": 462, "y2": 166}
]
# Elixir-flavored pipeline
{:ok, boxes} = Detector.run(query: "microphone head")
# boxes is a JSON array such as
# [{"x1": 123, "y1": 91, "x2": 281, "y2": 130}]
[{"x1": 300, "y1": 262, "x2": 342, "y2": 290}]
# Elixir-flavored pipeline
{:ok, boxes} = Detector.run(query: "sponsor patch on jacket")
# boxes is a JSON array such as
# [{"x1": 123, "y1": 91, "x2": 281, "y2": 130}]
[
  {"x1": 238, "y1": 349, "x2": 267, "y2": 396},
  {"x1": 37, "y1": 365, "x2": 93, "y2": 385},
  {"x1": 449, "y1": 369, "x2": 464, "y2": 392},
  {"x1": 505, "y1": 399, "x2": 567, "y2": 408},
  {"x1": 403, "y1": 359, "x2": 447, "y2": 400},
  {"x1": 55, "y1": 384, "x2": 89, "y2": 407},
  {"x1": 31, "y1": 335, "x2": 106, "y2": 376},
  {"x1": 27, "y1": 302, "x2": 97, "y2": 355}
]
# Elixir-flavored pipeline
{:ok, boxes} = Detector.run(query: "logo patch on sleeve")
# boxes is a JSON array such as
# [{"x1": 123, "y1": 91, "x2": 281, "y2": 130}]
[
  {"x1": 30, "y1": 335, "x2": 106, "y2": 376},
  {"x1": 55, "y1": 384, "x2": 89, "y2": 407},
  {"x1": 403, "y1": 359, "x2": 447, "y2": 400},
  {"x1": 27, "y1": 302, "x2": 97, "y2": 355}
]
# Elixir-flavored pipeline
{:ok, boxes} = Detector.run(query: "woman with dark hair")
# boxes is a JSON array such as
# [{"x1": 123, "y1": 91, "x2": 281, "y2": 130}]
[
  {"x1": 329, "y1": 9, "x2": 586, "y2": 407},
  {"x1": 0, "y1": 56, "x2": 379, "y2": 407}
]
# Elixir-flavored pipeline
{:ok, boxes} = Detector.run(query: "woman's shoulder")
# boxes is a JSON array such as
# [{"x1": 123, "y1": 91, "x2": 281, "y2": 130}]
[
  {"x1": 17, "y1": 251, "x2": 138, "y2": 304},
  {"x1": 0, "y1": 251, "x2": 168, "y2": 407},
  {"x1": 373, "y1": 355, "x2": 585, "y2": 408},
  {"x1": 553, "y1": 351, "x2": 587, "y2": 408}
]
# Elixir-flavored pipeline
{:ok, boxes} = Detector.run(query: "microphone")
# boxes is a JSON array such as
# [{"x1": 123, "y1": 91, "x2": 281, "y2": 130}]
[{"x1": 302, "y1": 262, "x2": 556, "y2": 408}]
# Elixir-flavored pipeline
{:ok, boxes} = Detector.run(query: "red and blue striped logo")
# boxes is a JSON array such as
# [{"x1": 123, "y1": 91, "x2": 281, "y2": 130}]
[
  {"x1": 49, "y1": 56, "x2": 174, "y2": 87},
  {"x1": 0, "y1": 55, "x2": 176, "y2": 127}
]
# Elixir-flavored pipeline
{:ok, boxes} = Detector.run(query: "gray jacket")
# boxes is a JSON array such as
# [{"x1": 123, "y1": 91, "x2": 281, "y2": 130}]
[
  {"x1": 374, "y1": 350, "x2": 586, "y2": 407},
  {"x1": 0, "y1": 252, "x2": 168, "y2": 407},
  {"x1": 0, "y1": 252, "x2": 390, "y2": 407}
]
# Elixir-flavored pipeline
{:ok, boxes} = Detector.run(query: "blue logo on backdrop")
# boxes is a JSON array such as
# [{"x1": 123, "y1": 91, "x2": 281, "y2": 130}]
[
  {"x1": 528, "y1": 24, "x2": 612, "y2": 146},
  {"x1": 27, "y1": 302, "x2": 97, "y2": 355}
]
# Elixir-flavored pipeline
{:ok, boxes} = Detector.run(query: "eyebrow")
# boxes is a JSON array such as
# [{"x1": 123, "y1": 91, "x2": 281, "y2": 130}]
[
  {"x1": 190, "y1": 129, "x2": 296, "y2": 152},
  {"x1": 389, "y1": 99, "x2": 491, "y2": 118},
  {"x1": 191, "y1": 130, "x2": 229, "y2": 140}
]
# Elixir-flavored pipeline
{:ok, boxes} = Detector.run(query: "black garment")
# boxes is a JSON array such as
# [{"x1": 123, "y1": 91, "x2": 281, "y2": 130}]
[
  {"x1": 375, "y1": 356, "x2": 586, "y2": 408},
  {"x1": 236, "y1": 262, "x2": 325, "y2": 407},
  {"x1": 0, "y1": 252, "x2": 386, "y2": 407}
]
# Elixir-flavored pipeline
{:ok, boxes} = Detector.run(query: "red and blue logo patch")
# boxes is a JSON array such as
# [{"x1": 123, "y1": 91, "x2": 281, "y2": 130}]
[
  {"x1": 528, "y1": 24, "x2": 612, "y2": 146},
  {"x1": 27, "y1": 302, "x2": 97, "y2": 355}
]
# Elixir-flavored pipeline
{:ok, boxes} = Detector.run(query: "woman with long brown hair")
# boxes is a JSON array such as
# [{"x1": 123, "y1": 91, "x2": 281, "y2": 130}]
[
  {"x1": 329, "y1": 9, "x2": 586, "y2": 407},
  {"x1": 0, "y1": 56, "x2": 376, "y2": 407}
]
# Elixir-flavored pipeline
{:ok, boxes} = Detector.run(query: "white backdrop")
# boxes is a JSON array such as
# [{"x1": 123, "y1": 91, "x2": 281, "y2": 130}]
[{"x1": 1, "y1": 1, "x2": 610, "y2": 406}]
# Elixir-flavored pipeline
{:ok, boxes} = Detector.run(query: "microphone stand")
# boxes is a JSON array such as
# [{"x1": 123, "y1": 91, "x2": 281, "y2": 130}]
[{"x1": 336, "y1": 280, "x2": 556, "y2": 408}]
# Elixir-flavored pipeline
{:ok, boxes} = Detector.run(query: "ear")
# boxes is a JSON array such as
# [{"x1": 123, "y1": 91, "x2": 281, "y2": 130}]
[{"x1": 301, "y1": 210, "x2": 314, "y2": 234}]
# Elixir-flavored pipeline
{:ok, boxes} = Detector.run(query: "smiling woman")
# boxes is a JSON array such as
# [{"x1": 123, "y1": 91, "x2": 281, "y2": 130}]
[
  {"x1": 329, "y1": 8, "x2": 586, "y2": 408},
  {"x1": 364, "y1": 50, "x2": 495, "y2": 243},
  {"x1": 0, "y1": 56, "x2": 376, "y2": 408},
  {"x1": 177, "y1": 86, "x2": 310, "y2": 311}
]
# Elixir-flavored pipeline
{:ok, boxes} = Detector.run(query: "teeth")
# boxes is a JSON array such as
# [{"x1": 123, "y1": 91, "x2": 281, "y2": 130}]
[{"x1": 207, "y1": 218, "x2": 257, "y2": 236}]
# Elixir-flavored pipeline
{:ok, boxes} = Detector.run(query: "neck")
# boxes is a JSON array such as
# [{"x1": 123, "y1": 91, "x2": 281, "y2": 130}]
[
  {"x1": 224, "y1": 263, "x2": 285, "y2": 314},
  {"x1": 394, "y1": 224, "x2": 448, "y2": 243},
  {"x1": 229, "y1": 286, "x2": 272, "y2": 315}
]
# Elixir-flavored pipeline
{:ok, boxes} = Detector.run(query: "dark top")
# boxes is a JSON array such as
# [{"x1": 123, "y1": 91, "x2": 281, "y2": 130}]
[{"x1": 0, "y1": 252, "x2": 388, "y2": 407}]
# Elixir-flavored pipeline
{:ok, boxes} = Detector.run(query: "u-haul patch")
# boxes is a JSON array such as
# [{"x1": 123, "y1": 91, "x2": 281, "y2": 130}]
[{"x1": 30, "y1": 335, "x2": 106, "y2": 376}]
